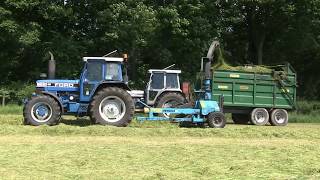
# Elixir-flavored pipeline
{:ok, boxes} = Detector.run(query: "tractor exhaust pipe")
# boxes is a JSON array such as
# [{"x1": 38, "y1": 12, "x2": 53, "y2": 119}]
[{"x1": 48, "y1": 51, "x2": 56, "y2": 79}]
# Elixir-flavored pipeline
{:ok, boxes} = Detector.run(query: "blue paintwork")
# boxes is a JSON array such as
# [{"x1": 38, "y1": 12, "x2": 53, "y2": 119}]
[
  {"x1": 136, "y1": 100, "x2": 220, "y2": 123},
  {"x1": 69, "y1": 103, "x2": 80, "y2": 113},
  {"x1": 36, "y1": 105, "x2": 48, "y2": 117},
  {"x1": 198, "y1": 100, "x2": 220, "y2": 116}
]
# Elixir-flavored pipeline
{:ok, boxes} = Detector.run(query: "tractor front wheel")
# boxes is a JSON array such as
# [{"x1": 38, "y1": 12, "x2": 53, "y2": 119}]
[
  {"x1": 89, "y1": 87, "x2": 134, "y2": 127},
  {"x1": 23, "y1": 95, "x2": 61, "y2": 126}
]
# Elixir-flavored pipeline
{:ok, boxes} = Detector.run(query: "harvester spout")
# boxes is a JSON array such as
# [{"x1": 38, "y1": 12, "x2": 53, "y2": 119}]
[
  {"x1": 204, "y1": 41, "x2": 220, "y2": 79},
  {"x1": 206, "y1": 41, "x2": 220, "y2": 60},
  {"x1": 48, "y1": 51, "x2": 56, "y2": 79}
]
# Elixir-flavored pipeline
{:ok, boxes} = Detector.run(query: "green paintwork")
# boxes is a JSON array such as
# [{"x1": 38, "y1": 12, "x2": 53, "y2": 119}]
[{"x1": 212, "y1": 63, "x2": 297, "y2": 110}]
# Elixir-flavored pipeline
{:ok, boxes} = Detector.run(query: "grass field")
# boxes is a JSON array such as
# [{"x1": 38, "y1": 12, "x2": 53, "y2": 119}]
[{"x1": 0, "y1": 108, "x2": 320, "y2": 179}]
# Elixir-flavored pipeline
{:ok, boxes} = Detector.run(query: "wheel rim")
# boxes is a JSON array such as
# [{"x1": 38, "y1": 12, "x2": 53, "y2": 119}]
[
  {"x1": 31, "y1": 102, "x2": 53, "y2": 122},
  {"x1": 213, "y1": 116, "x2": 223, "y2": 126},
  {"x1": 274, "y1": 110, "x2": 286, "y2": 124},
  {"x1": 99, "y1": 96, "x2": 126, "y2": 122},
  {"x1": 255, "y1": 110, "x2": 267, "y2": 123}
]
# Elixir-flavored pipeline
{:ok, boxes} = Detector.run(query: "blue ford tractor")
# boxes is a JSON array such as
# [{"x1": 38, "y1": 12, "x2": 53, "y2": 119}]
[{"x1": 24, "y1": 53, "x2": 135, "y2": 126}]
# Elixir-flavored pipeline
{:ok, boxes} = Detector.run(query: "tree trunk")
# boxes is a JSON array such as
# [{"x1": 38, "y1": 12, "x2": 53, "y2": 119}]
[
  {"x1": 246, "y1": 6, "x2": 256, "y2": 64},
  {"x1": 128, "y1": 47, "x2": 137, "y2": 82},
  {"x1": 256, "y1": 33, "x2": 266, "y2": 65}
]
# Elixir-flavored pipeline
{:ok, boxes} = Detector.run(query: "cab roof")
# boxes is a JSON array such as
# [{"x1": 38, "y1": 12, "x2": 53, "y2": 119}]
[
  {"x1": 83, "y1": 57, "x2": 124, "y2": 62},
  {"x1": 148, "y1": 69, "x2": 181, "y2": 74}
]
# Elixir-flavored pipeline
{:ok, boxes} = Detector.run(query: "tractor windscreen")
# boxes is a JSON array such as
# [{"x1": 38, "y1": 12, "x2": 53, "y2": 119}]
[
  {"x1": 166, "y1": 73, "x2": 179, "y2": 89},
  {"x1": 87, "y1": 62, "x2": 103, "y2": 81},
  {"x1": 151, "y1": 73, "x2": 164, "y2": 89}
]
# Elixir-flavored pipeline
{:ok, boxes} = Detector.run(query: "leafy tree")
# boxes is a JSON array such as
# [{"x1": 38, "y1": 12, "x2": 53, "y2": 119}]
[{"x1": 0, "y1": 0, "x2": 320, "y2": 100}]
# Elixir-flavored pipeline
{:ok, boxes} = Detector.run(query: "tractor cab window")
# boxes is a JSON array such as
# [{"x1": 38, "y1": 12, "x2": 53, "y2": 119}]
[
  {"x1": 150, "y1": 73, "x2": 164, "y2": 89},
  {"x1": 166, "y1": 73, "x2": 179, "y2": 89},
  {"x1": 86, "y1": 62, "x2": 103, "y2": 81},
  {"x1": 105, "y1": 63, "x2": 121, "y2": 81}
]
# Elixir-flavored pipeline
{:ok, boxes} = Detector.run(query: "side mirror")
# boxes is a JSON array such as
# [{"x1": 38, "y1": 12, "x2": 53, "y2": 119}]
[
  {"x1": 40, "y1": 73, "x2": 47, "y2": 79},
  {"x1": 83, "y1": 78, "x2": 89, "y2": 84}
]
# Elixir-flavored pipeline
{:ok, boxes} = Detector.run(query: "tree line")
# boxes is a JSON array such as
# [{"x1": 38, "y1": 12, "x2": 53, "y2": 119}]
[{"x1": 0, "y1": 0, "x2": 320, "y2": 100}]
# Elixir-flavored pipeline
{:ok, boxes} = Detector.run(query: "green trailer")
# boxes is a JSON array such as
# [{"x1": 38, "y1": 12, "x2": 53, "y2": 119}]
[{"x1": 212, "y1": 63, "x2": 297, "y2": 126}]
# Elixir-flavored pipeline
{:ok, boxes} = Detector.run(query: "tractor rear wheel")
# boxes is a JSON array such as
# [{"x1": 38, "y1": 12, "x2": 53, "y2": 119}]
[
  {"x1": 23, "y1": 95, "x2": 61, "y2": 126},
  {"x1": 207, "y1": 112, "x2": 226, "y2": 128},
  {"x1": 156, "y1": 92, "x2": 186, "y2": 118},
  {"x1": 89, "y1": 87, "x2": 134, "y2": 127},
  {"x1": 250, "y1": 108, "x2": 269, "y2": 126},
  {"x1": 232, "y1": 114, "x2": 249, "y2": 125},
  {"x1": 269, "y1": 109, "x2": 288, "y2": 126}
]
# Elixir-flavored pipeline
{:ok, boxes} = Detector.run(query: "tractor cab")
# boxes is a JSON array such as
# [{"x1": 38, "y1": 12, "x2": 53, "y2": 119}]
[
  {"x1": 145, "y1": 69, "x2": 182, "y2": 105},
  {"x1": 80, "y1": 57, "x2": 127, "y2": 102}
]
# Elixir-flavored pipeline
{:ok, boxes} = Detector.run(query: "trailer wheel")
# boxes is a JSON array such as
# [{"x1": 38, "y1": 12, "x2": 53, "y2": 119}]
[
  {"x1": 89, "y1": 87, "x2": 134, "y2": 127},
  {"x1": 156, "y1": 92, "x2": 186, "y2": 118},
  {"x1": 270, "y1": 109, "x2": 288, "y2": 126},
  {"x1": 232, "y1": 114, "x2": 249, "y2": 125},
  {"x1": 250, "y1": 108, "x2": 269, "y2": 126},
  {"x1": 207, "y1": 112, "x2": 226, "y2": 128},
  {"x1": 23, "y1": 95, "x2": 61, "y2": 126}
]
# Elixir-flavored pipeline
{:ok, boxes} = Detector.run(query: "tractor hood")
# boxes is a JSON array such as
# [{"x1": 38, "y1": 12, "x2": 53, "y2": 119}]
[{"x1": 36, "y1": 79, "x2": 80, "y2": 92}]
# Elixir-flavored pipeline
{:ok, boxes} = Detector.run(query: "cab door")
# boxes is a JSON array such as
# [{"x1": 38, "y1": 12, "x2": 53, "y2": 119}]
[
  {"x1": 146, "y1": 72, "x2": 165, "y2": 105},
  {"x1": 80, "y1": 60, "x2": 104, "y2": 102}
]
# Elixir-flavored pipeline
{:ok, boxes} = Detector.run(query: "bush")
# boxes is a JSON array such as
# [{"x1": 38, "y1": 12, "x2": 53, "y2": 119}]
[
  {"x1": 0, "y1": 82, "x2": 35, "y2": 105},
  {"x1": 295, "y1": 100, "x2": 320, "y2": 114}
]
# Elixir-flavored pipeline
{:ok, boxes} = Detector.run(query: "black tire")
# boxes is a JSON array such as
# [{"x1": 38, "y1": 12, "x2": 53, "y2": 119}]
[
  {"x1": 250, "y1": 108, "x2": 269, "y2": 126},
  {"x1": 269, "y1": 109, "x2": 288, "y2": 126},
  {"x1": 207, "y1": 112, "x2": 226, "y2": 128},
  {"x1": 89, "y1": 87, "x2": 134, "y2": 127},
  {"x1": 232, "y1": 114, "x2": 249, "y2": 125},
  {"x1": 23, "y1": 95, "x2": 61, "y2": 126},
  {"x1": 156, "y1": 92, "x2": 186, "y2": 118}
]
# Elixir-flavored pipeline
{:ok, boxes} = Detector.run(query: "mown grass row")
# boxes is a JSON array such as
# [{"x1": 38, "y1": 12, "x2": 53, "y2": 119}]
[
  {"x1": 0, "y1": 113, "x2": 320, "y2": 140},
  {"x1": 1, "y1": 132, "x2": 319, "y2": 179},
  {"x1": 0, "y1": 105, "x2": 320, "y2": 179}
]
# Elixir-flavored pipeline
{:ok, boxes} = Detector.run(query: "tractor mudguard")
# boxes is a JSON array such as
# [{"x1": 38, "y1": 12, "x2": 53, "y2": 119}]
[
  {"x1": 94, "y1": 82, "x2": 131, "y2": 94},
  {"x1": 41, "y1": 91, "x2": 64, "y2": 112}
]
